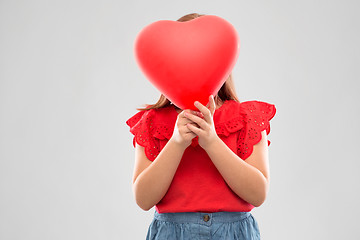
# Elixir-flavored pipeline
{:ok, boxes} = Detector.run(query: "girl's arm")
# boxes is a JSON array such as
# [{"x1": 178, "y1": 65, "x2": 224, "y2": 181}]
[
  {"x1": 204, "y1": 130, "x2": 270, "y2": 207},
  {"x1": 132, "y1": 139, "x2": 187, "y2": 211}
]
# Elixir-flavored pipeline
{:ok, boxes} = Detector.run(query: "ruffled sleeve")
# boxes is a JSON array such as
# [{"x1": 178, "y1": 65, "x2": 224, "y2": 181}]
[
  {"x1": 236, "y1": 100, "x2": 276, "y2": 160},
  {"x1": 125, "y1": 109, "x2": 161, "y2": 161}
]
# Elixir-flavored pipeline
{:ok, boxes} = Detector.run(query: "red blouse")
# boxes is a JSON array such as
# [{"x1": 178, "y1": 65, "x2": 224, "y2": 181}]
[{"x1": 126, "y1": 99, "x2": 276, "y2": 213}]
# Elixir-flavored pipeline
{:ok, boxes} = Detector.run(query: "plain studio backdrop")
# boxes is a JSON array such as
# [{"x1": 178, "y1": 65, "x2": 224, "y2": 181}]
[{"x1": 0, "y1": 0, "x2": 359, "y2": 239}]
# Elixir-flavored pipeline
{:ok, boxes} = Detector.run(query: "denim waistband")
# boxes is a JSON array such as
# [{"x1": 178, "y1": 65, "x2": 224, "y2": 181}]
[{"x1": 154, "y1": 210, "x2": 251, "y2": 224}]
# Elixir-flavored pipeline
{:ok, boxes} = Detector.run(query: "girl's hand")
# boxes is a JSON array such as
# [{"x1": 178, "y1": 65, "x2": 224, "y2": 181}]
[
  {"x1": 170, "y1": 109, "x2": 198, "y2": 149},
  {"x1": 184, "y1": 95, "x2": 219, "y2": 150}
]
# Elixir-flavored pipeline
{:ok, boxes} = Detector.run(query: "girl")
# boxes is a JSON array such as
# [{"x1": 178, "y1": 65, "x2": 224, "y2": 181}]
[{"x1": 126, "y1": 13, "x2": 276, "y2": 240}]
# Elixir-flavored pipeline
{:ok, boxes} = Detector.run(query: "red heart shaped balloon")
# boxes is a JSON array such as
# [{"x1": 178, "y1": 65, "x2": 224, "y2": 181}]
[{"x1": 134, "y1": 15, "x2": 240, "y2": 110}]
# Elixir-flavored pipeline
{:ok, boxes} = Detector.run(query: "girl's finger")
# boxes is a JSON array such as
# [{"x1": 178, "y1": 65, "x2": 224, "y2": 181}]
[
  {"x1": 194, "y1": 101, "x2": 212, "y2": 124},
  {"x1": 184, "y1": 111, "x2": 206, "y2": 129},
  {"x1": 187, "y1": 122, "x2": 204, "y2": 135},
  {"x1": 209, "y1": 95, "x2": 215, "y2": 116}
]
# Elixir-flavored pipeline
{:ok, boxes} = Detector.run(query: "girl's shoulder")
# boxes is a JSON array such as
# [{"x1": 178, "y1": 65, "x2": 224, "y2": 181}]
[
  {"x1": 216, "y1": 99, "x2": 277, "y2": 160},
  {"x1": 125, "y1": 105, "x2": 177, "y2": 141},
  {"x1": 238, "y1": 100, "x2": 276, "y2": 120},
  {"x1": 125, "y1": 106, "x2": 177, "y2": 161},
  {"x1": 215, "y1": 99, "x2": 276, "y2": 149},
  {"x1": 126, "y1": 100, "x2": 276, "y2": 132},
  {"x1": 214, "y1": 99, "x2": 276, "y2": 124},
  {"x1": 125, "y1": 105, "x2": 175, "y2": 126}
]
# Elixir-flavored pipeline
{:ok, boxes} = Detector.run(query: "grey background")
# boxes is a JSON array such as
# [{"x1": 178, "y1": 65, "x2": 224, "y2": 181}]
[{"x1": 0, "y1": 0, "x2": 359, "y2": 239}]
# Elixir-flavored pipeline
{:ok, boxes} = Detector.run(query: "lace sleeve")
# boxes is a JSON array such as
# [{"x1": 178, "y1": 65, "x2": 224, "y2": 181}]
[
  {"x1": 125, "y1": 110, "x2": 161, "y2": 161},
  {"x1": 237, "y1": 101, "x2": 276, "y2": 160}
]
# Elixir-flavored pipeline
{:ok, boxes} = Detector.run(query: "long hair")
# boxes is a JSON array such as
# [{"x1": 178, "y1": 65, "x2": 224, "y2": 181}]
[{"x1": 136, "y1": 13, "x2": 241, "y2": 111}]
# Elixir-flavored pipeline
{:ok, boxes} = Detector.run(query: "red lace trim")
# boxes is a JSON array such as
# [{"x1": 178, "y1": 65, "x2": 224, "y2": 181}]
[
  {"x1": 125, "y1": 110, "x2": 162, "y2": 161},
  {"x1": 215, "y1": 116, "x2": 245, "y2": 136},
  {"x1": 126, "y1": 100, "x2": 276, "y2": 161},
  {"x1": 236, "y1": 101, "x2": 276, "y2": 160}
]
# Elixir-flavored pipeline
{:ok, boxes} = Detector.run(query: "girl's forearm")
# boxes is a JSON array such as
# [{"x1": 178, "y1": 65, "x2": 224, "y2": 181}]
[
  {"x1": 133, "y1": 139, "x2": 187, "y2": 211},
  {"x1": 204, "y1": 136, "x2": 268, "y2": 207}
]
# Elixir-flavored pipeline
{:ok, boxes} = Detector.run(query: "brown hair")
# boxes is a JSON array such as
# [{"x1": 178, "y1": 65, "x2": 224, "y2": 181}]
[{"x1": 136, "y1": 13, "x2": 241, "y2": 111}]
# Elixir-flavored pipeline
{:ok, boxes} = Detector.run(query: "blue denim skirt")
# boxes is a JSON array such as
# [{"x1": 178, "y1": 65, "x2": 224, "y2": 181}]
[{"x1": 146, "y1": 210, "x2": 260, "y2": 240}]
